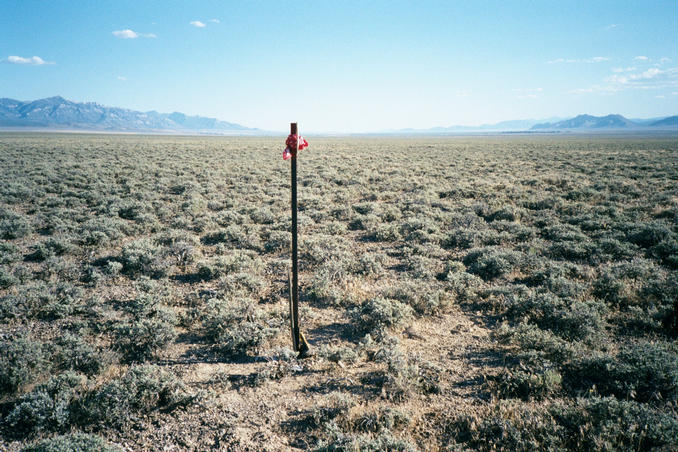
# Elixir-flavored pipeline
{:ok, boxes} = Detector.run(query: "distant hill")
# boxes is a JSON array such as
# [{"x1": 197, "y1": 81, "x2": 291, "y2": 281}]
[
  {"x1": 531, "y1": 114, "x2": 678, "y2": 131},
  {"x1": 387, "y1": 117, "x2": 567, "y2": 134},
  {"x1": 387, "y1": 114, "x2": 678, "y2": 134},
  {"x1": 531, "y1": 114, "x2": 636, "y2": 130},
  {"x1": 629, "y1": 117, "x2": 669, "y2": 125},
  {"x1": 650, "y1": 115, "x2": 678, "y2": 127},
  {"x1": 2, "y1": 97, "x2": 676, "y2": 134},
  {"x1": 0, "y1": 96, "x2": 259, "y2": 134}
]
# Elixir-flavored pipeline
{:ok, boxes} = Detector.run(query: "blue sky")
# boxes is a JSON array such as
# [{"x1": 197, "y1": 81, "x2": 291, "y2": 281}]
[{"x1": 1, "y1": 0, "x2": 677, "y2": 132}]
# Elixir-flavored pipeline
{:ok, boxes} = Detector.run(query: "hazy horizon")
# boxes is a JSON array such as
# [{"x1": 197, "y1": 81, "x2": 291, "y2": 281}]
[{"x1": 2, "y1": 1, "x2": 678, "y2": 132}]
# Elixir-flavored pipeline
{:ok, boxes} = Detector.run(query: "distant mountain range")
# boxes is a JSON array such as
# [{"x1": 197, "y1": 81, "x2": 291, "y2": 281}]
[
  {"x1": 0, "y1": 96, "x2": 259, "y2": 134},
  {"x1": 385, "y1": 114, "x2": 678, "y2": 135},
  {"x1": 386, "y1": 117, "x2": 567, "y2": 134},
  {"x1": 530, "y1": 114, "x2": 678, "y2": 130},
  {"x1": 1, "y1": 96, "x2": 676, "y2": 134}
]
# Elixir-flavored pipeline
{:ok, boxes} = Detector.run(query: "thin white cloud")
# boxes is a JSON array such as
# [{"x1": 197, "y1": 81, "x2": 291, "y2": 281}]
[
  {"x1": 606, "y1": 67, "x2": 663, "y2": 85},
  {"x1": 455, "y1": 90, "x2": 469, "y2": 97},
  {"x1": 209, "y1": 19, "x2": 220, "y2": 23},
  {"x1": 634, "y1": 55, "x2": 649, "y2": 61},
  {"x1": 604, "y1": 24, "x2": 619, "y2": 30},
  {"x1": 3, "y1": 55, "x2": 53, "y2": 65},
  {"x1": 612, "y1": 67, "x2": 637, "y2": 73},
  {"x1": 573, "y1": 66, "x2": 678, "y2": 94},
  {"x1": 117, "y1": 75, "x2": 127, "y2": 81},
  {"x1": 513, "y1": 87, "x2": 542, "y2": 94},
  {"x1": 190, "y1": 20, "x2": 206, "y2": 28},
  {"x1": 548, "y1": 56, "x2": 610, "y2": 64},
  {"x1": 112, "y1": 29, "x2": 156, "y2": 39},
  {"x1": 655, "y1": 95, "x2": 666, "y2": 98},
  {"x1": 113, "y1": 29, "x2": 138, "y2": 38},
  {"x1": 569, "y1": 85, "x2": 617, "y2": 95},
  {"x1": 514, "y1": 88, "x2": 542, "y2": 99},
  {"x1": 672, "y1": 91, "x2": 678, "y2": 96}
]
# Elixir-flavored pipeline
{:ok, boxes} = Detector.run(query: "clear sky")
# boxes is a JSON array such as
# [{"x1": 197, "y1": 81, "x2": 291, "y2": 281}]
[{"x1": 1, "y1": 0, "x2": 677, "y2": 132}]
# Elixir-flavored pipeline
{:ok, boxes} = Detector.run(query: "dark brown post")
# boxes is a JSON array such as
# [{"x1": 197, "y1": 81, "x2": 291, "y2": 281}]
[
  {"x1": 290, "y1": 122, "x2": 300, "y2": 352},
  {"x1": 288, "y1": 122, "x2": 310, "y2": 357}
]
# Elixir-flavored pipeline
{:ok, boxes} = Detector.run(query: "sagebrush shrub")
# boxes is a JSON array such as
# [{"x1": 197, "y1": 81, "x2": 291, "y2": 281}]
[
  {"x1": 40, "y1": 283, "x2": 83, "y2": 320},
  {"x1": 444, "y1": 269, "x2": 482, "y2": 301},
  {"x1": 442, "y1": 401, "x2": 564, "y2": 450},
  {"x1": 403, "y1": 253, "x2": 438, "y2": 279},
  {"x1": 79, "y1": 217, "x2": 126, "y2": 247},
  {"x1": 219, "y1": 272, "x2": 267, "y2": 298},
  {"x1": 627, "y1": 222, "x2": 672, "y2": 248},
  {"x1": 105, "y1": 261, "x2": 123, "y2": 275},
  {"x1": 307, "y1": 264, "x2": 347, "y2": 307},
  {"x1": 550, "y1": 397, "x2": 678, "y2": 451},
  {"x1": 351, "y1": 407, "x2": 410, "y2": 433},
  {"x1": 21, "y1": 433, "x2": 122, "y2": 452},
  {"x1": 487, "y1": 368, "x2": 562, "y2": 401},
  {"x1": 0, "y1": 209, "x2": 32, "y2": 239},
  {"x1": 521, "y1": 260, "x2": 587, "y2": 297},
  {"x1": 317, "y1": 345, "x2": 360, "y2": 365},
  {"x1": 548, "y1": 240, "x2": 595, "y2": 262},
  {"x1": 651, "y1": 238, "x2": 678, "y2": 268},
  {"x1": 383, "y1": 281, "x2": 450, "y2": 316},
  {"x1": 463, "y1": 246, "x2": 523, "y2": 280},
  {"x1": 5, "y1": 372, "x2": 86, "y2": 437},
  {"x1": 366, "y1": 222, "x2": 402, "y2": 242},
  {"x1": 115, "y1": 304, "x2": 177, "y2": 362},
  {"x1": 399, "y1": 215, "x2": 442, "y2": 244},
  {"x1": 594, "y1": 237, "x2": 638, "y2": 262},
  {"x1": 542, "y1": 224, "x2": 588, "y2": 242},
  {"x1": 444, "y1": 227, "x2": 506, "y2": 250},
  {"x1": 27, "y1": 235, "x2": 77, "y2": 262},
  {"x1": 349, "y1": 213, "x2": 379, "y2": 231},
  {"x1": 351, "y1": 297, "x2": 413, "y2": 337},
  {"x1": 0, "y1": 241, "x2": 21, "y2": 264},
  {"x1": 119, "y1": 239, "x2": 169, "y2": 279},
  {"x1": 357, "y1": 252, "x2": 387, "y2": 276},
  {"x1": 486, "y1": 206, "x2": 519, "y2": 222},
  {"x1": 663, "y1": 300, "x2": 678, "y2": 336},
  {"x1": 372, "y1": 338, "x2": 442, "y2": 400},
  {"x1": 197, "y1": 250, "x2": 262, "y2": 281},
  {"x1": 55, "y1": 333, "x2": 112, "y2": 375},
  {"x1": 563, "y1": 342, "x2": 678, "y2": 402},
  {"x1": 115, "y1": 199, "x2": 150, "y2": 222},
  {"x1": 315, "y1": 428, "x2": 417, "y2": 452},
  {"x1": 0, "y1": 267, "x2": 18, "y2": 289},
  {"x1": 167, "y1": 240, "x2": 197, "y2": 269},
  {"x1": 302, "y1": 234, "x2": 353, "y2": 268},
  {"x1": 311, "y1": 391, "x2": 357, "y2": 428},
  {"x1": 201, "y1": 225, "x2": 260, "y2": 250},
  {"x1": 264, "y1": 230, "x2": 292, "y2": 252},
  {"x1": 592, "y1": 259, "x2": 658, "y2": 308},
  {"x1": 249, "y1": 206, "x2": 276, "y2": 224},
  {"x1": 0, "y1": 335, "x2": 48, "y2": 396},
  {"x1": 82, "y1": 365, "x2": 191, "y2": 429},
  {"x1": 506, "y1": 292, "x2": 607, "y2": 342},
  {"x1": 495, "y1": 323, "x2": 575, "y2": 363},
  {"x1": 201, "y1": 298, "x2": 277, "y2": 357}
]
